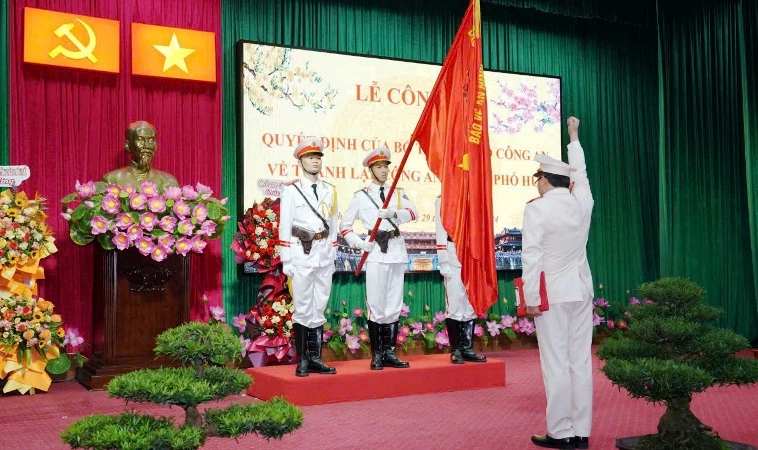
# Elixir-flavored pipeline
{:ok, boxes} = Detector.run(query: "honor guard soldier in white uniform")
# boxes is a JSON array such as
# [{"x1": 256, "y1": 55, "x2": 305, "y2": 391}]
[
  {"x1": 435, "y1": 197, "x2": 487, "y2": 365},
  {"x1": 523, "y1": 117, "x2": 594, "y2": 450},
  {"x1": 279, "y1": 137, "x2": 339, "y2": 377},
  {"x1": 339, "y1": 147, "x2": 419, "y2": 370}
]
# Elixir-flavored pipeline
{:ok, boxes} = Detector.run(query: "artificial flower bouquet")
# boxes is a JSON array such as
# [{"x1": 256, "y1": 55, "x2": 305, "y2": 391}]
[
  {"x1": 230, "y1": 197, "x2": 281, "y2": 271},
  {"x1": 61, "y1": 180, "x2": 230, "y2": 262},
  {"x1": 0, "y1": 292, "x2": 69, "y2": 394},
  {"x1": 0, "y1": 188, "x2": 57, "y2": 297}
]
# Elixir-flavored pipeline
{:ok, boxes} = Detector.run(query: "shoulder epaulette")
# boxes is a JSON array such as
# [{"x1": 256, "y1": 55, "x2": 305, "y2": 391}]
[
  {"x1": 285, "y1": 178, "x2": 299, "y2": 186},
  {"x1": 526, "y1": 196, "x2": 543, "y2": 204},
  {"x1": 322, "y1": 180, "x2": 335, "y2": 187}
]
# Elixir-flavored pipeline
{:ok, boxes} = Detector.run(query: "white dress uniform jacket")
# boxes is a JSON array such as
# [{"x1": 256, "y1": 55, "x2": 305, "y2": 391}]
[
  {"x1": 521, "y1": 141, "x2": 594, "y2": 306},
  {"x1": 339, "y1": 184, "x2": 418, "y2": 264},
  {"x1": 279, "y1": 178, "x2": 339, "y2": 267}
]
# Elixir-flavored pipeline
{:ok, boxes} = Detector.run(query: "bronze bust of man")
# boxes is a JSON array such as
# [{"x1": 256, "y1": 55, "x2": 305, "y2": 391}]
[{"x1": 103, "y1": 121, "x2": 179, "y2": 187}]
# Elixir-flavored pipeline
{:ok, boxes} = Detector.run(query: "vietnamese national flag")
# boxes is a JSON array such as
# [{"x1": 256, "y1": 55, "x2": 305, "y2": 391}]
[
  {"x1": 131, "y1": 23, "x2": 216, "y2": 82},
  {"x1": 411, "y1": 0, "x2": 498, "y2": 315}
]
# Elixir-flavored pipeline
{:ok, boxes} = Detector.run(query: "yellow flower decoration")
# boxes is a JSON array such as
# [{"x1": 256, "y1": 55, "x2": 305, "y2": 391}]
[
  {"x1": 29, "y1": 250, "x2": 40, "y2": 260},
  {"x1": 39, "y1": 329, "x2": 51, "y2": 340},
  {"x1": 36, "y1": 299, "x2": 49, "y2": 311},
  {"x1": 51, "y1": 314, "x2": 61, "y2": 322},
  {"x1": 8, "y1": 254, "x2": 19, "y2": 264},
  {"x1": 14, "y1": 192, "x2": 29, "y2": 208},
  {"x1": 32, "y1": 311, "x2": 44, "y2": 322},
  {"x1": 57, "y1": 327, "x2": 65, "y2": 338},
  {"x1": 6, "y1": 208, "x2": 18, "y2": 217}
]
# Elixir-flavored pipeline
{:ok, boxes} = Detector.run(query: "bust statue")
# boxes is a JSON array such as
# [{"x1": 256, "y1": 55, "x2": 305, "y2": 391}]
[{"x1": 103, "y1": 121, "x2": 179, "y2": 187}]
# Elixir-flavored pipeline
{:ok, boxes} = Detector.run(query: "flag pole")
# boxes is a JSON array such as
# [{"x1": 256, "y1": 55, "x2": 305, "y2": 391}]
[{"x1": 353, "y1": 2, "x2": 474, "y2": 276}]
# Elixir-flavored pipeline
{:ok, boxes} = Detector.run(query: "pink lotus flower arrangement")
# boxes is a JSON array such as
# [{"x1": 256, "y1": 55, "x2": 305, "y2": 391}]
[
  {"x1": 61, "y1": 181, "x2": 230, "y2": 262},
  {"x1": 305, "y1": 284, "x2": 633, "y2": 360}
]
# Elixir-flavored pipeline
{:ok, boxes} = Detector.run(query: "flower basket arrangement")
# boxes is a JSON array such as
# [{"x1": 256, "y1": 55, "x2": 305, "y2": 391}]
[
  {"x1": 0, "y1": 292, "x2": 71, "y2": 394},
  {"x1": 61, "y1": 180, "x2": 230, "y2": 262},
  {"x1": 230, "y1": 197, "x2": 281, "y2": 269},
  {"x1": 229, "y1": 198, "x2": 296, "y2": 367},
  {"x1": 0, "y1": 188, "x2": 57, "y2": 297},
  {"x1": 0, "y1": 188, "x2": 69, "y2": 394}
]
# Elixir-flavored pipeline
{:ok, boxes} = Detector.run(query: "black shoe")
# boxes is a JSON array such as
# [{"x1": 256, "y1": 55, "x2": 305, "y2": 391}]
[
  {"x1": 530, "y1": 434, "x2": 575, "y2": 449},
  {"x1": 574, "y1": 436, "x2": 588, "y2": 449},
  {"x1": 306, "y1": 326, "x2": 336, "y2": 375},
  {"x1": 367, "y1": 321, "x2": 384, "y2": 370},
  {"x1": 445, "y1": 319, "x2": 465, "y2": 364},
  {"x1": 381, "y1": 322, "x2": 409, "y2": 368},
  {"x1": 293, "y1": 323, "x2": 310, "y2": 377},
  {"x1": 460, "y1": 319, "x2": 487, "y2": 362}
]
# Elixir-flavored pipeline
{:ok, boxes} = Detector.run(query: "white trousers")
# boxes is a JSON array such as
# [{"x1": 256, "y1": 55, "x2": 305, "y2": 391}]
[
  {"x1": 365, "y1": 262, "x2": 404, "y2": 324},
  {"x1": 291, "y1": 264, "x2": 335, "y2": 329},
  {"x1": 533, "y1": 285, "x2": 594, "y2": 439},
  {"x1": 443, "y1": 265, "x2": 476, "y2": 321}
]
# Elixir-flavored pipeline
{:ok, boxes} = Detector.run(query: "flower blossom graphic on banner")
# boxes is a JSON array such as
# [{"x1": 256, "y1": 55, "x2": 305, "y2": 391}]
[
  {"x1": 242, "y1": 45, "x2": 338, "y2": 115},
  {"x1": 490, "y1": 79, "x2": 561, "y2": 135}
]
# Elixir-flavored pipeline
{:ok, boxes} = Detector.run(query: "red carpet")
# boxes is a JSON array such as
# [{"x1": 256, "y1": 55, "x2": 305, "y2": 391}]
[
  {"x1": 246, "y1": 354, "x2": 506, "y2": 405},
  {"x1": 1, "y1": 348, "x2": 756, "y2": 449}
]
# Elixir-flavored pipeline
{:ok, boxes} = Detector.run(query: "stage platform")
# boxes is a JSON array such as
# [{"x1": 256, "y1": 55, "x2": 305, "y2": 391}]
[{"x1": 245, "y1": 353, "x2": 506, "y2": 406}]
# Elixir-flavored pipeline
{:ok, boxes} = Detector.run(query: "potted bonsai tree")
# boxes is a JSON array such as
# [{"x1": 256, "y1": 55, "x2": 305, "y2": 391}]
[
  {"x1": 60, "y1": 320, "x2": 302, "y2": 449},
  {"x1": 597, "y1": 277, "x2": 758, "y2": 450}
]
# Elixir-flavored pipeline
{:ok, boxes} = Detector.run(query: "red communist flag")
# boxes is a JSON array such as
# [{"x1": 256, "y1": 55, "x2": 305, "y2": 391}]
[{"x1": 411, "y1": 0, "x2": 498, "y2": 315}]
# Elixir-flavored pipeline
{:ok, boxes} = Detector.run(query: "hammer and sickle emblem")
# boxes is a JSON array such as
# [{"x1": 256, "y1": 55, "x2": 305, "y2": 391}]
[{"x1": 48, "y1": 18, "x2": 98, "y2": 63}]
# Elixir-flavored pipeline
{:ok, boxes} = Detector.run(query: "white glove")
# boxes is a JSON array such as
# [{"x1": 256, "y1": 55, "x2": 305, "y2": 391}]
[
  {"x1": 282, "y1": 262, "x2": 294, "y2": 277},
  {"x1": 439, "y1": 263, "x2": 452, "y2": 278},
  {"x1": 359, "y1": 239, "x2": 376, "y2": 252},
  {"x1": 377, "y1": 208, "x2": 396, "y2": 219}
]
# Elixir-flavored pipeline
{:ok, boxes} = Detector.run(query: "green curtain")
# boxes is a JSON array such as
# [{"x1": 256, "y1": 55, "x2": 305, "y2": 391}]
[
  {"x1": 658, "y1": 0, "x2": 758, "y2": 339},
  {"x1": 739, "y1": 0, "x2": 758, "y2": 344},
  {"x1": 1, "y1": 0, "x2": 9, "y2": 165},
  {"x1": 483, "y1": 0, "x2": 657, "y2": 26},
  {"x1": 221, "y1": 0, "x2": 659, "y2": 324}
]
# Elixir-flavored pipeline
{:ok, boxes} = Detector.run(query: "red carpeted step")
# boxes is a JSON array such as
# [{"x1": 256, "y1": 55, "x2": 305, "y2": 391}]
[{"x1": 245, "y1": 354, "x2": 506, "y2": 406}]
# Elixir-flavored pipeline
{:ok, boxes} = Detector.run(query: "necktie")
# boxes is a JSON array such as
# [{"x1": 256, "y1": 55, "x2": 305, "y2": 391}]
[
  {"x1": 379, "y1": 186, "x2": 385, "y2": 202},
  {"x1": 311, "y1": 183, "x2": 318, "y2": 200}
]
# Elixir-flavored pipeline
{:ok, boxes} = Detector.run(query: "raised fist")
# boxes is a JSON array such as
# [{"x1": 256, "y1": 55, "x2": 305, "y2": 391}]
[{"x1": 567, "y1": 116, "x2": 580, "y2": 142}]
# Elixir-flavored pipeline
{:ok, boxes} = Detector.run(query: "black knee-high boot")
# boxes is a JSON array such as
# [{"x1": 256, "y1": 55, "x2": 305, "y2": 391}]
[
  {"x1": 445, "y1": 318, "x2": 465, "y2": 364},
  {"x1": 293, "y1": 323, "x2": 310, "y2": 377},
  {"x1": 367, "y1": 320, "x2": 384, "y2": 370},
  {"x1": 306, "y1": 326, "x2": 336, "y2": 374},
  {"x1": 460, "y1": 319, "x2": 487, "y2": 362},
  {"x1": 381, "y1": 322, "x2": 409, "y2": 368}
]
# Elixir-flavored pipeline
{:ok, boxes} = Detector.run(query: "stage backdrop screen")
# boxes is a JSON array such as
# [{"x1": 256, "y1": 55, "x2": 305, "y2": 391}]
[{"x1": 238, "y1": 42, "x2": 562, "y2": 272}]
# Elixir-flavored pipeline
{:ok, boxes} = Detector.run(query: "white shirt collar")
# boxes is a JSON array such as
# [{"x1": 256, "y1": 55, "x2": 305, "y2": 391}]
[{"x1": 543, "y1": 187, "x2": 570, "y2": 197}]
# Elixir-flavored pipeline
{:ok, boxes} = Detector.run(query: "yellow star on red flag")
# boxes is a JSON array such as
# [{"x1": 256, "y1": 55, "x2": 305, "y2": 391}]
[
  {"x1": 153, "y1": 33, "x2": 195, "y2": 74},
  {"x1": 132, "y1": 23, "x2": 217, "y2": 82}
]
